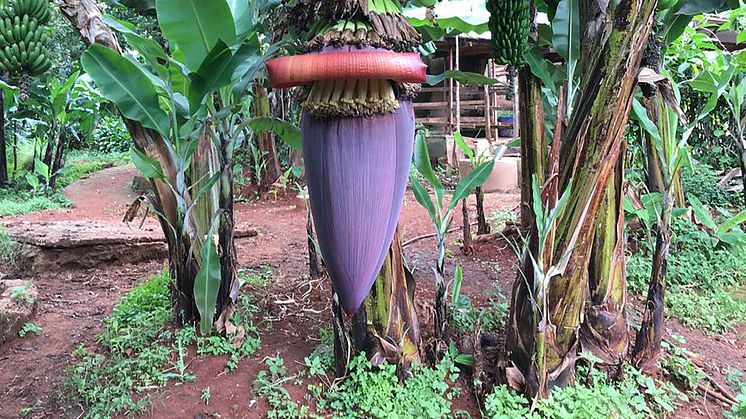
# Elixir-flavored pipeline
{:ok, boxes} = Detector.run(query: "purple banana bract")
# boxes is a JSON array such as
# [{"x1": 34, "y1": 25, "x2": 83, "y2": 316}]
[{"x1": 302, "y1": 102, "x2": 415, "y2": 315}]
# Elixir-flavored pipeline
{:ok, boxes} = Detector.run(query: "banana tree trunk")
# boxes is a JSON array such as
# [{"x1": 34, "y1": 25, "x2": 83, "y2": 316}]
[
  {"x1": 58, "y1": 0, "x2": 237, "y2": 329},
  {"x1": 333, "y1": 229, "x2": 420, "y2": 378},
  {"x1": 48, "y1": 130, "x2": 67, "y2": 189},
  {"x1": 518, "y1": 67, "x2": 546, "y2": 231},
  {"x1": 632, "y1": 188, "x2": 673, "y2": 371},
  {"x1": 475, "y1": 186, "x2": 490, "y2": 235},
  {"x1": 736, "y1": 135, "x2": 746, "y2": 208},
  {"x1": 0, "y1": 92, "x2": 6, "y2": 187},
  {"x1": 580, "y1": 155, "x2": 628, "y2": 363},
  {"x1": 641, "y1": 32, "x2": 684, "y2": 207},
  {"x1": 506, "y1": 0, "x2": 656, "y2": 397},
  {"x1": 254, "y1": 84, "x2": 282, "y2": 188}
]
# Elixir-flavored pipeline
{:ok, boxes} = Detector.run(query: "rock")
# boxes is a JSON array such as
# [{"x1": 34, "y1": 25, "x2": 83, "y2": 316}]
[{"x1": 0, "y1": 279, "x2": 38, "y2": 346}]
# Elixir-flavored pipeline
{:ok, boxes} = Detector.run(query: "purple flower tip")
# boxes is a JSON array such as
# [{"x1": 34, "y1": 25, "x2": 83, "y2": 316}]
[{"x1": 302, "y1": 102, "x2": 415, "y2": 314}]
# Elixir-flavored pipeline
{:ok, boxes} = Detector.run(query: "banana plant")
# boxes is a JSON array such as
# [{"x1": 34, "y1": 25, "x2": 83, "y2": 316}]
[
  {"x1": 629, "y1": 73, "x2": 723, "y2": 369},
  {"x1": 409, "y1": 131, "x2": 494, "y2": 348},
  {"x1": 690, "y1": 52, "x2": 746, "y2": 207},
  {"x1": 77, "y1": 0, "x2": 274, "y2": 335}
]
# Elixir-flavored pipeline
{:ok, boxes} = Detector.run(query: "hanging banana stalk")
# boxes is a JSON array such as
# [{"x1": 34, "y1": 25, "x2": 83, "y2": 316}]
[{"x1": 270, "y1": 0, "x2": 425, "y2": 374}]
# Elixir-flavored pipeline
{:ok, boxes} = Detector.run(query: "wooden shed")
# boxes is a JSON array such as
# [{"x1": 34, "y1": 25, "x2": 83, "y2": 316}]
[{"x1": 415, "y1": 35, "x2": 515, "y2": 143}]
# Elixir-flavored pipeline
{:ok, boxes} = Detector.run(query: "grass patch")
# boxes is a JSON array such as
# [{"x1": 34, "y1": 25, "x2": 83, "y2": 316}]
[
  {"x1": 57, "y1": 150, "x2": 131, "y2": 188},
  {"x1": 0, "y1": 226, "x2": 21, "y2": 267},
  {"x1": 0, "y1": 189, "x2": 70, "y2": 216},
  {"x1": 667, "y1": 288, "x2": 746, "y2": 335},
  {"x1": 63, "y1": 269, "x2": 260, "y2": 418},
  {"x1": 627, "y1": 217, "x2": 746, "y2": 334}
]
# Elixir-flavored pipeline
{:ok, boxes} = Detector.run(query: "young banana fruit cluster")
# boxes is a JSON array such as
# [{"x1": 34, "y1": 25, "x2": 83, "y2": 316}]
[
  {"x1": 0, "y1": 0, "x2": 52, "y2": 76},
  {"x1": 487, "y1": 0, "x2": 531, "y2": 66}
]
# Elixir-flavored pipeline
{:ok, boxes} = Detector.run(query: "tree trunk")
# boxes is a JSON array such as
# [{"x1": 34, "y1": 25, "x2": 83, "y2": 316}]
[
  {"x1": 640, "y1": 30, "x2": 685, "y2": 207},
  {"x1": 506, "y1": 0, "x2": 656, "y2": 397},
  {"x1": 475, "y1": 186, "x2": 490, "y2": 235},
  {"x1": 580, "y1": 154, "x2": 628, "y2": 364},
  {"x1": 0, "y1": 92, "x2": 7, "y2": 187},
  {"x1": 49, "y1": 130, "x2": 67, "y2": 189},
  {"x1": 254, "y1": 84, "x2": 282, "y2": 187},
  {"x1": 738, "y1": 139, "x2": 746, "y2": 208},
  {"x1": 333, "y1": 229, "x2": 420, "y2": 378},
  {"x1": 12, "y1": 121, "x2": 17, "y2": 181},
  {"x1": 518, "y1": 67, "x2": 546, "y2": 232},
  {"x1": 632, "y1": 189, "x2": 673, "y2": 371},
  {"x1": 462, "y1": 198, "x2": 473, "y2": 254},
  {"x1": 307, "y1": 208, "x2": 321, "y2": 280}
]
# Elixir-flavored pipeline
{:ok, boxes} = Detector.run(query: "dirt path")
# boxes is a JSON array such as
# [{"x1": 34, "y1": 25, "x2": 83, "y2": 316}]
[{"x1": 5, "y1": 165, "x2": 142, "y2": 224}]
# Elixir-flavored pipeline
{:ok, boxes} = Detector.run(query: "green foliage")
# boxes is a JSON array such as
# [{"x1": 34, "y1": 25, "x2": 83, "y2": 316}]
[
  {"x1": 89, "y1": 116, "x2": 131, "y2": 153},
  {"x1": 682, "y1": 163, "x2": 739, "y2": 207},
  {"x1": 17, "y1": 321, "x2": 42, "y2": 337},
  {"x1": 64, "y1": 269, "x2": 261, "y2": 417},
  {"x1": 325, "y1": 353, "x2": 459, "y2": 418},
  {"x1": 667, "y1": 287, "x2": 746, "y2": 334},
  {"x1": 253, "y1": 357, "x2": 311, "y2": 419},
  {"x1": 0, "y1": 187, "x2": 70, "y2": 216},
  {"x1": 0, "y1": 226, "x2": 21, "y2": 268},
  {"x1": 485, "y1": 366, "x2": 685, "y2": 418}
]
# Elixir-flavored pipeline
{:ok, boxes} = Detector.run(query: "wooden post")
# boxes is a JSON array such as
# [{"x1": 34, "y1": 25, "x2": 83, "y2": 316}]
[
  {"x1": 448, "y1": 45, "x2": 454, "y2": 134},
  {"x1": 484, "y1": 60, "x2": 492, "y2": 142},
  {"x1": 455, "y1": 35, "x2": 461, "y2": 133}
]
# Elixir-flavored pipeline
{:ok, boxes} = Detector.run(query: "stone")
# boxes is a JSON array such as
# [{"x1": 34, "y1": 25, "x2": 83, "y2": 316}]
[{"x1": 0, "y1": 279, "x2": 38, "y2": 346}]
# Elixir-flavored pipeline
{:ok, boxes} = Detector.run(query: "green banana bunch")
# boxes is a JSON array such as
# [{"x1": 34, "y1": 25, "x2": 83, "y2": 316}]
[
  {"x1": 0, "y1": 0, "x2": 52, "y2": 76},
  {"x1": 9, "y1": 0, "x2": 51, "y2": 25},
  {"x1": 487, "y1": 0, "x2": 531, "y2": 66}
]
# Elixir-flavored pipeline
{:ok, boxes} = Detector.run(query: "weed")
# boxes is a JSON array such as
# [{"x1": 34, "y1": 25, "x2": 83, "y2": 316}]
[
  {"x1": 488, "y1": 208, "x2": 516, "y2": 232},
  {"x1": 18, "y1": 322, "x2": 42, "y2": 337},
  {"x1": 666, "y1": 288, "x2": 746, "y2": 335},
  {"x1": 484, "y1": 366, "x2": 684, "y2": 419},
  {"x1": 661, "y1": 336, "x2": 705, "y2": 391},
  {"x1": 201, "y1": 387, "x2": 211, "y2": 406},
  {"x1": 238, "y1": 265, "x2": 273, "y2": 287},
  {"x1": 253, "y1": 357, "x2": 311, "y2": 419},
  {"x1": 64, "y1": 269, "x2": 261, "y2": 417},
  {"x1": 324, "y1": 353, "x2": 460, "y2": 418},
  {"x1": 9, "y1": 280, "x2": 34, "y2": 304},
  {"x1": 450, "y1": 276, "x2": 508, "y2": 335},
  {"x1": 0, "y1": 227, "x2": 21, "y2": 268},
  {"x1": 726, "y1": 370, "x2": 746, "y2": 419}
]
